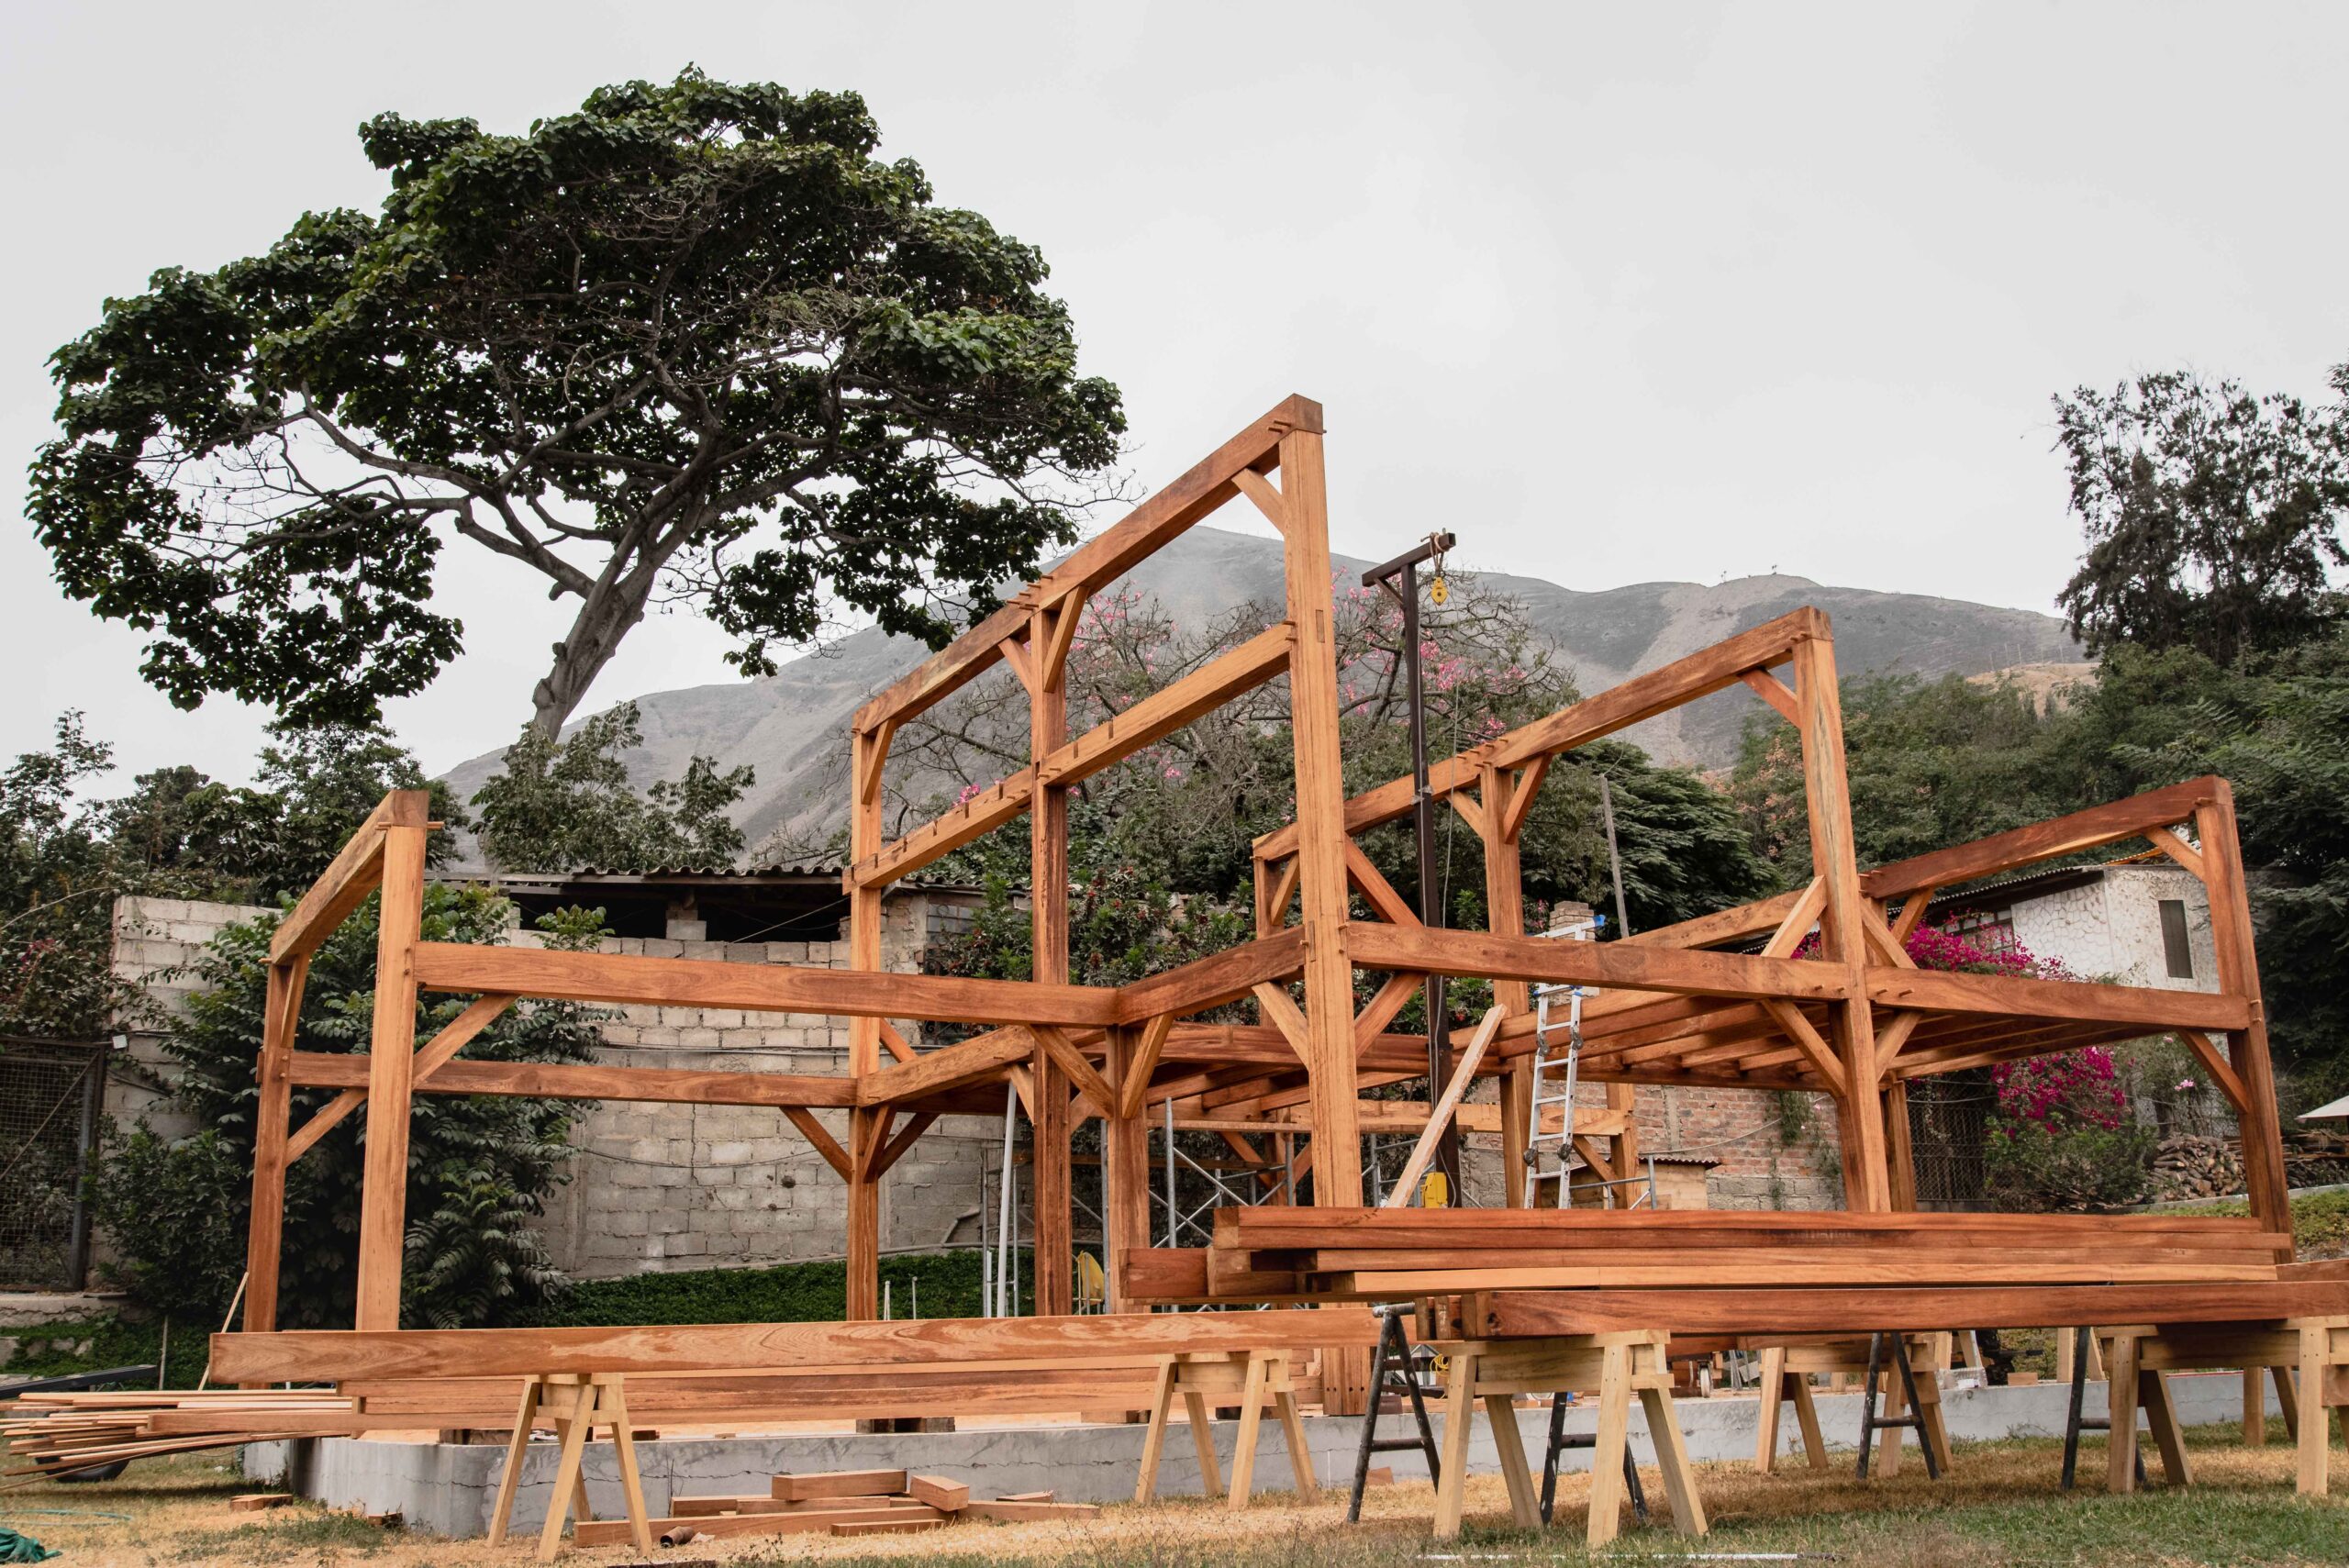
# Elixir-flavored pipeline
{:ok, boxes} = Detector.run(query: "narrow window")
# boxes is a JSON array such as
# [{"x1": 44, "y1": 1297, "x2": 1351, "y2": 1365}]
[{"x1": 2158, "y1": 898, "x2": 2193, "y2": 980}]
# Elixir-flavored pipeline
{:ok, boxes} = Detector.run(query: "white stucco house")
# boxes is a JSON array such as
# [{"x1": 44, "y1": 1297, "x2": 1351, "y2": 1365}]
[{"x1": 1924, "y1": 857, "x2": 2217, "y2": 994}]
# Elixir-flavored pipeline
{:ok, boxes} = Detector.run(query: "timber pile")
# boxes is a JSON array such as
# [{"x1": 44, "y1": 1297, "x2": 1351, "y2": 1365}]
[
  {"x1": 0, "y1": 1388, "x2": 333, "y2": 1486},
  {"x1": 1186, "y1": 1207, "x2": 2297, "y2": 1303},
  {"x1": 2153, "y1": 1135, "x2": 2246, "y2": 1200},
  {"x1": 576, "y1": 1467, "x2": 1097, "y2": 1548}
]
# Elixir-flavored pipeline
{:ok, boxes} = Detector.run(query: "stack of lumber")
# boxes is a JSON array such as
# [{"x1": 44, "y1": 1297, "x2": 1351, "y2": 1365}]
[
  {"x1": 576, "y1": 1467, "x2": 1096, "y2": 1547},
  {"x1": 0, "y1": 1388, "x2": 336, "y2": 1486},
  {"x1": 1190, "y1": 1207, "x2": 2296, "y2": 1303}
]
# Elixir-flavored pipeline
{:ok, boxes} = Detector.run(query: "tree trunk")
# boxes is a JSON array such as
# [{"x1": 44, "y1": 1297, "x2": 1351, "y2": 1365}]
[{"x1": 528, "y1": 583, "x2": 654, "y2": 740}]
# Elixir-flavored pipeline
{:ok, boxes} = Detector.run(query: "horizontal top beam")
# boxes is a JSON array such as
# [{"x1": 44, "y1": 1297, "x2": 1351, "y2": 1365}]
[
  {"x1": 410, "y1": 942, "x2": 1122, "y2": 1029},
  {"x1": 1257, "y1": 606, "x2": 1828, "y2": 859},
  {"x1": 288, "y1": 1051, "x2": 860, "y2": 1109},
  {"x1": 852, "y1": 395, "x2": 1322, "y2": 735}
]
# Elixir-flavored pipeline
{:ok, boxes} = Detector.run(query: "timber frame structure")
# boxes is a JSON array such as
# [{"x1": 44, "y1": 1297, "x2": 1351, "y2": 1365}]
[{"x1": 239, "y1": 395, "x2": 2293, "y2": 1396}]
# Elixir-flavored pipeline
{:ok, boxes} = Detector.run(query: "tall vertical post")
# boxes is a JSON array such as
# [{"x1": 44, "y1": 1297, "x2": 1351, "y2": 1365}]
[
  {"x1": 845, "y1": 726, "x2": 886, "y2": 1320},
  {"x1": 353, "y1": 819, "x2": 429, "y2": 1330},
  {"x1": 2195, "y1": 784, "x2": 2292, "y2": 1248},
  {"x1": 1279, "y1": 413, "x2": 1362, "y2": 1207},
  {"x1": 1030, "y1": 603, "x2": 1074, "y2": 1316},
  {"x1": 1480, "y1": 766, "x2": 1533, "y2": 1207},
  {"x1": 1790, "y1": 626, "x2": 1891, "y2": 1212},
  {"x1": 243, "y1": 952, "x2": 310, "y2": 1337},
  {"x1": 1278, "y1": 409, "x2": 1368, "y2": 1415}
]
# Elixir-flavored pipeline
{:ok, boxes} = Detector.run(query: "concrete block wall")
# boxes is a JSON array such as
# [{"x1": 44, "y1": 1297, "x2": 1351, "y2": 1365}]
[{"x1": 107, "y1": 890, "x2": 1004, "y2": 1283}]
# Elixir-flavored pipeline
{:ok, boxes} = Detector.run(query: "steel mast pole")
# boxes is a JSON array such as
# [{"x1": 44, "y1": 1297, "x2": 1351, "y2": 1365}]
[{"x1": 1363, "y1": 531, "x2": 1458, "y2": 1199}]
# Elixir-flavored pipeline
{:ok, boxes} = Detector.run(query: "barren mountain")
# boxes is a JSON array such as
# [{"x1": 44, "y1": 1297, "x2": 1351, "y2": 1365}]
[{"x1": 439, "y1": 526, "x2": 2081, "y2": 858}]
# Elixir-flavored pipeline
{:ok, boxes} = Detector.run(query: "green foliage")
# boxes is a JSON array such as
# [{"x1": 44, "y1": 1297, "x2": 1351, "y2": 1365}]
[
  {"x1": 101, "y1": 719, "x2": 470, "y2": 904},
  {"x1": 0, "y1": 715, "x2": 128, "y2": 1037},
  {"x1": 29, "y1": 68, "x2": 1125, "y2": 738},
  {"x1": 0, "y1": 1314, "x2": 217, "y2": 1388},
  {"x1": 2053, "y1": 363, "x2": 2348, "y2": 665},
  {"x1": 1982, "y1": 1120, "x2": 2157, "y2": 1213},
  {"x1": 88, "y1": 1126, "x2": 250, "y2": 1321},
  {"x1": 99, "y1": 890, "x2": 607, "y2": 1329},
  {"x1": 471, "y1": 699, "x2": 752, "y2": 872},
  {"x1": 1730, "y1": 672, "x2": 2088, "y2": 884},
  {"x1": 523, "y1": 1248, "x2": 1006, "y2": 1326}
]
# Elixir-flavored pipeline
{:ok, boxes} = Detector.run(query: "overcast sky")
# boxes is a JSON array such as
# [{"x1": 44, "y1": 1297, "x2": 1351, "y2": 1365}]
[{"x1": 4, "y1": 1, "x2": 2343, "y2": 789}]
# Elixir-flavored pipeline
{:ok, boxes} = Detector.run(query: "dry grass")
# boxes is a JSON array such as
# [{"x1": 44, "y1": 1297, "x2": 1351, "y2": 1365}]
[{"x1": 0, "y1": 1424, "x2": 2340, "y2": 1568}]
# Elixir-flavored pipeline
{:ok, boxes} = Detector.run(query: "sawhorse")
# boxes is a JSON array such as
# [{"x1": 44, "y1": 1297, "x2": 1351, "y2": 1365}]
[
  {"x1": 485, "y1": 1373, "x2": 651, "y2": 1560},
  {"x1": 1136, "y1": 1349, "x2": 1319, "y2": 1509},
  {"x1": 1751, "y1": 1332, "x2": 1953, "y2": 1478},
  {"x1": 1429, "y1": 1330, "x2": 1705, "y2": 1547},
  {"x1": 2092, "y1": 1318, "x2": 2349, "y2": 1496}
]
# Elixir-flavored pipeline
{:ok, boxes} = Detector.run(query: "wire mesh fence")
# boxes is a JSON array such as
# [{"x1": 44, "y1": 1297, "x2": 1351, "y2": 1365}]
[
  {"x1": 1907, "y1": 1069, "x2": 1995, "y2": 1211},
  {"x1": 0, "y1": 1039, "x2": 106, "y2": 1290}
]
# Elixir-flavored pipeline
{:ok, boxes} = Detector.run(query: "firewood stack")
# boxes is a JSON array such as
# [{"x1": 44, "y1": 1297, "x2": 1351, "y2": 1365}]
[{"x1": 2151, "y1": 1135, "x2": 2245, "y2": 1201}]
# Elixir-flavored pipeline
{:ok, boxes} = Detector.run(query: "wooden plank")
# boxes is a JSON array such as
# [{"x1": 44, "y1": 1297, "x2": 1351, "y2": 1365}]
[
  {"x1": 1383, "y1": 1006, "x2": 1504, "y2": 1207},
  {"x1": 287, "y1": 1051, "x2": 858, "y2": 1109},
  {"x1": 209, "y1": 1311, "x2": 1384, "y2": 1384},
  {"x1": 268, "y1": 790, "x2": 429, "y2": 962},
  {"x1": 1343, "y1": 922, "x2": 1844, "y2": 1002},
  {"x1": 963, "y1": 1499, "x2": 1101, "y2": 1520},
  {"x1": 1469, "y1": 1284, "x2": 2349, "y2": 1337},
  {"x1": 858, "y1": 1025, "x2": 1033, "y2": 1106},
  {"x1": 852, "y1": 395, "x2": 1319, "y2": 733},
  {"x1": 242, "y1": 953, "x2": 309, "y2": 1339},
  {"x1": 1113, "y1": 927, "x2": 1308, "y2": 1026},
  {"x1": 409, "y1": 940, "x2": 1121, "y2": 1029}
]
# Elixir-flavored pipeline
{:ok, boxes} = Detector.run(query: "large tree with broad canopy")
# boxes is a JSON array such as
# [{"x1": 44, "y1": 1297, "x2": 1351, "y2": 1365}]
[{"x1": 29, "y1": 70, "x2": 1125, "y2": 737}]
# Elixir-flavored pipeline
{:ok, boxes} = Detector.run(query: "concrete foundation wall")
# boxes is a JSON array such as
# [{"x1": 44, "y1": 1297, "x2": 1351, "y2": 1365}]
[{"x1": 244, "y1": 1371, "x2": 2277, "y2": 1538}]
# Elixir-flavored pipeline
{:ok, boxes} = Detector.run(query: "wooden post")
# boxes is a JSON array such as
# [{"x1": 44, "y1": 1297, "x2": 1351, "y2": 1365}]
[
  {"x1": 1277, "y1": 415, "x2": 1368, "y2": 1413},
  {"x1": 1030, "y1": 603, "x2": 1074, "y2": 1318},
  {"x1": 352, "y1": 819, "x2": 428, "y2": 1330},
  {"x1": 1277, "y1": 418, "x2": 1360, "y2": 1207},
  {"x1": 845, "y1": 724, "x2": 887, "y2": 1321},
  {"x1": 1883, "y1": 1080, "x2": 1918, "y2": 1212},
  {"x1": 2195, "y1": 784, "x2": 2292, "y2": 1249},
  {"x1": 1105, "y1": 1029, "x2": 1151, "y2": 1314},
  {"x1": 1481, "y1": 764, "x2": 1532, "y2": 1207},
  {"x1": 1790, "y1": 629, "x2": 1891, "y2": 1211},
  {"x1": 242, "y1": 953, "x2": 309, "y2": 1340}
]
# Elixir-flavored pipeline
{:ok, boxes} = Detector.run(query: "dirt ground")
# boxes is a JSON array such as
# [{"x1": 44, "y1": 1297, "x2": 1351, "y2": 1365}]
[{"x1": 2, "y1": 1424, "x2": 2343, "y2": 1568}]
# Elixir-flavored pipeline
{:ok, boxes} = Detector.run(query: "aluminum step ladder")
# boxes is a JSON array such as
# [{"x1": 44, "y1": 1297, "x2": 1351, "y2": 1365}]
[{"x1": 1521, "y1": 914, "x2": 1656, "y2": 1209}]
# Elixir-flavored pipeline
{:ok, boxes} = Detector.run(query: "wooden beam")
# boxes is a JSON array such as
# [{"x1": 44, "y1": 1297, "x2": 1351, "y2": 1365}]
[
  {"x1": 870, "y1": 1112, "x2": 938, "y2": 1181},
  {"x1": 1874, "y1": 1010, "x2": 1922, "y2": 1077},
  {"x1": 1342, "y1": 841, "x2": 1419, "y2": 926},
  {"x1": 1256, "y1": 606, "x2": 1825, "y2": 857},
  {"x1": 1760, "y1": 879, "x2": 1828, "y2": 959},
  {"x1": 1756, "y1": 1000, "x2": 1847, "y2": 1096},
  {"x1": 1252, "y1": 984, "x2": 1312, "y2": 1061},
  {"x1": 284, "y1": 994, "x2": 517, "y2": 1165},
  {"x1": 1230, "y1": 466, "x2": 1289, "y2": 534},
  {"x1": 1342, "y1": 922, "x2": 1845, "y2": 1002},
  {"x1": 409, "y1": 941, "x2": 1121, "y2": 1029},
  {"x1": 852, "y1": 395, "x2": 1319, "y2": 732},
  {"x1": 1865, "y1": 969, "x2": 2249, "y2": 1031},
  {"x1": 1113, "y1": 926, "x2": 1308, "y2": 1025},
  {"x1": 2144, "y1": 825, "x2": 2207, "y2": 882},
  {"x1": 241, "y1": 954, "x2": 310, "y2": 1340},
  {"x1": 1030, "y1": 1025, "x2": 1117, "y2": 1117},
  {"x1": 852, "y1": 623, "x2": 1294, "y2": 888},
  {"x1": 213, "y1": 1308, "x2": 1385, "y2": 1385},
  {"x1": 2175, "y1": 1032, "x2": 2250, "y2": 1114},
  {"x1": 1117, "y1": 1014, "x2": 1174, "y2": 1120},
  {"x1": 1382, "y1": 1006, "x2": 1505, "y2": 1207},
  {"x1": 268, "y1": 790, "x2": 429, "y2": 963},
  {"x1": 1497, "y1": 755, "x2": 1550, "y2": 845},
  {"x1": 287, "y1": 1051, "x2": 858, "y2": 1108},
  {"x1": 2197, "y1": 784, "x2": 2292, "y2": 1250},
  {"x1": 1469, "y1": 1284, "x2": 2349, "y2": 1339},
  {"x1": 859, "y1": 1026, "x2": 1034, "y2": 1106},
  {"x1": 1738, "y1": 668, "x2": 1800, "y2": 725},
  {"x1": 1858, "y1": 777, "x2": 2221, "y2": 899},
  {"x1": 782, "y1": 1107, "x2": 852, "y2": 1179}
]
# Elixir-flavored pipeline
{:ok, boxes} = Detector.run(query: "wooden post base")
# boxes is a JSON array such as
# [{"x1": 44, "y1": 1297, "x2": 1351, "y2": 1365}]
[
  {"x1": 485, "y1": 1373, "x2": 651, "y2": 1559},
  {"x1": 2099, "y1": 1317, "x2": 2349, "y2": 1496},
  {"x1": 1135, "y1": 1350, "x2": 1318, "y2": 1509},
  {"x1": 1428, "y1": 1331, "x2": 1706, "y2": 1548},
  {"x1": 1748, "y1": 1332, "x2": 1953, "y2": 1476}
]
